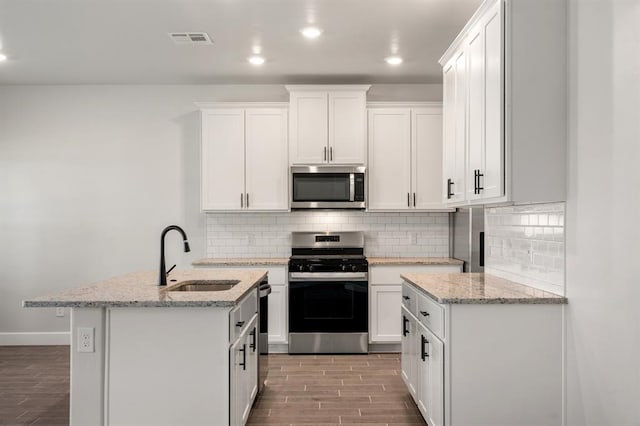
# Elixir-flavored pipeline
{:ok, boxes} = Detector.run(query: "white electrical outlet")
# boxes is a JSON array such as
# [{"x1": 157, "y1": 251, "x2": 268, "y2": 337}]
[
  {"x1": 77, "y1": 327, "x2": 95, "y2": 353},
  {"x1": 55, "y1": 307, "x2": 64, "y2": 317}
]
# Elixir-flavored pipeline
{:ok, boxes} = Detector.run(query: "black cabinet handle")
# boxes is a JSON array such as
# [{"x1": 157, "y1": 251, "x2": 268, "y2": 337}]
[
  {"x1": 239, "y1": 344, "x2": 246, "y2": 370},
  {"x1": 407, "y1": 192, "x2": 410, "y2": 207},
  {"x1": 403, "y1": 295, "x2": 410, "y2": 300},
  {"x1": 447, "y1": 178, "x2": 454, "y2": 199},
  {"x1": 250, "y1": 327, "x2": 257, "y2": 352},
  {"x1": 235, "y1": 321, "x2": 245, "y2": 328},
  {"x1": 479, "y1": 231, "x2": 485, "y2": 267},
  {"x1": 474, "y1": 169, "x2": 484, "y2": 194},
  {"x1": 419, "y1": 310, "x2": 430, "y2": 317},
  {"x1": 421, "y1": 335, "x2": 429, "y2": 361},
  {"x1": 413, "y1": 192, "x2": 416, "y2": 207},
  {"x1": 402, "y1": 316, "x2": 409, "y2": 336}
]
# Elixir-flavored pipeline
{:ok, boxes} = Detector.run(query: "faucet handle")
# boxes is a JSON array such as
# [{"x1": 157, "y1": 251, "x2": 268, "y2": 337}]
[{"x1": 166, "y1": 264, "x2": 176, "y2": 275}]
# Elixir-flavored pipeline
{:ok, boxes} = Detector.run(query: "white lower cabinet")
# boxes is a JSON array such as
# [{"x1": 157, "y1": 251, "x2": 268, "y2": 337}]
[
  {"x1": 369, "y1": 265, "x2": 462, "y2": 344},
  {"x1": 401, "y1": 281, "x2": 563, "y2": 426},
  {"x1": 230, "y1": 313, "x2": 258, "y2": 426},
  {"x1": 267, "y1": 284, "x2": 287, "y2": 343}
]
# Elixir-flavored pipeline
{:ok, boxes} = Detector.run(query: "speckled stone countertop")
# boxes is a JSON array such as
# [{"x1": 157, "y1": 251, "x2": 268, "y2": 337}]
[
  {"x1": 401, "y1": 273, "x2": 567, "y2": 304},
  {"x1": 23, "y1": 269, "x2": 266, "y2": 308},
  {"x1": 368, "y1": 257, "x2": 463, "y2": 266},
  {"x1": 192, "y1": 258, "x2": 289, "y2": 266}
]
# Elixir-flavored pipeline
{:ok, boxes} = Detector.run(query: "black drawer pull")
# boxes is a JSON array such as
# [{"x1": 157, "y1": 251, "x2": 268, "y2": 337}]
[
  {"x1": 420, "y1": 311, "x2": 430, "y2": 317},
  {"x1": 235, "y1": 321, "x2": 245, "y2": 328},
  {"x1": 447, "y1": 178, "x2": 454, "y2": 199},
  {"x1": 403, "y1": 296, "x2": 410, "y2": 300}
]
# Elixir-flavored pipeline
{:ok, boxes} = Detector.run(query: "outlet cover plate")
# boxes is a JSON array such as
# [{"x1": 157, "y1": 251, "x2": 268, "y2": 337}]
[{"x1": 77, "y1": 327, "x2": 95, "y2": 353}]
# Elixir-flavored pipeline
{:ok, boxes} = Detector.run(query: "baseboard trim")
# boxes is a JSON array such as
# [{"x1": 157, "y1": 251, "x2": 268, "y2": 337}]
[
  {"x1": 368, "y1": 343, "x2": 401, "y2": 353},
  {"x1": 0, "y1": 332, "x2": 70, "y2": 346}
]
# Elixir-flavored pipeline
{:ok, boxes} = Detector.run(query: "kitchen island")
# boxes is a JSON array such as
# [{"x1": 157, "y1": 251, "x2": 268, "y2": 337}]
[
  {"x1": 23, "y1": 269, "x2": 266, "y2": 426},
  {"x1": 399, "y1": 272, "x2": 567, "y2": 426}
]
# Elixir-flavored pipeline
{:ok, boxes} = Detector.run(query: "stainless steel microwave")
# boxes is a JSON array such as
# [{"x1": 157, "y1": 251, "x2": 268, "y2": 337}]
[{"x1": 291, "y1": 166, "x2": 366, "y2": 209}]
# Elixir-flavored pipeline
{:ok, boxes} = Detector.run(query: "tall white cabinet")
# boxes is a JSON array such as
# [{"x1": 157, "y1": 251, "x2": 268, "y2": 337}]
[
  {"x1": 287, "y1": 85, "x2": 369, "y2": 165},
  {"x1": 441, "y1": 0, "x2": 566, "y2": 206},
  {"x1": 200, "y1": 104, "x2": 288, "y2": 212},
  {"x1": 368, "y1": 103, "x2": 451, "y2": 211}
]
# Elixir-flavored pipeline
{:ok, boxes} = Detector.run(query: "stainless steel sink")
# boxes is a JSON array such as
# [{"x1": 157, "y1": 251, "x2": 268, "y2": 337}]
[{"x1": 167, "y1": 280, "x2": 240, "y2": 292}]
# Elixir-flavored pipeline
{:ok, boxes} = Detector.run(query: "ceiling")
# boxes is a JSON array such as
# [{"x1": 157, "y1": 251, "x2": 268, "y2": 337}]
[{"x1": 0, "y1": 0, "x2": 482, "y2": 85}]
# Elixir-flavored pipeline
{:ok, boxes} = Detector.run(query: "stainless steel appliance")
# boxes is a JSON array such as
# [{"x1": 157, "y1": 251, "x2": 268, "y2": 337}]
[
  {"x1": 258, "y1": 279, "x2": 271, "y2": 393},
  {"x1": 450, "y1": 207, "x2": 485, "y2": 272},
  {"x1": 288, "y1": 232, "x2": 368, "y2": 354},
  {"x1": 291, "y1": 166, "x2": 366, "y2": 209}
]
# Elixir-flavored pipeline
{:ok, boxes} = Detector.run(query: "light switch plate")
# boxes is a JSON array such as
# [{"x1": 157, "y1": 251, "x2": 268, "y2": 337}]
[{"x1": 77, "y1": 327, "x2": 94, "y2": 353}]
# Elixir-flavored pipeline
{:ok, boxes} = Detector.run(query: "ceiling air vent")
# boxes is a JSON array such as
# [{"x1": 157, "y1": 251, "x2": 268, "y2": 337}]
[{"x1": 169, "y1": 32, "x2": 213, "y2": 45}]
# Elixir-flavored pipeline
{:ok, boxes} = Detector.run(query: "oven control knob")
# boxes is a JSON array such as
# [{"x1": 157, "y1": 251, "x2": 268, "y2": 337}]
[
  {"x1": 351, "y1": 265, "x2": 358, "y2": 272},
  {"x1": 309, "y1": 265, "x2": 315, "y2": 272},
  {"x1": 341, "y1": 264, "x2": 347, "y2": 272},
  {"x1": 298, "y1": 265, "x2": 304, "y2": 272}
]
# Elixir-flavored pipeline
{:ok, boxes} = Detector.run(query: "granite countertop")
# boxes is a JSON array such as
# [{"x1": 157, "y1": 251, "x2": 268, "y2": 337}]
[
  {"x1": 401, "y1": 273, "x2": 567, "y2": 304},
  {"x1": 23, "y1": 269, "x2": 267, "y2": 308},
  {"x1": 192, "y1": 258, "x2": 289, "y2": 266},
  {"x1": 368, "y1": 257, "x2": 464, "y2": 266}
]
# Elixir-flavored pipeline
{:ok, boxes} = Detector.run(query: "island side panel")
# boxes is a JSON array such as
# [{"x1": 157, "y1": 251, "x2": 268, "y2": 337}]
[
  {"x1": 106, "y1": 307, "x2": 230, "y2": 426},
  {"x1": 448, "y1": 304, "x2": 563, "y2": 426},
  {"x1": 70, "y1": 307, "x2": 107, "y2": 426}
]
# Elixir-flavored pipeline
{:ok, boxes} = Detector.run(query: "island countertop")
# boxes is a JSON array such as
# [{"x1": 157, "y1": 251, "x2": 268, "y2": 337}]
[
  {"x1": 22, "y1": 269, "x2": 267, "y2": 308},
  {"x1": 401, "y1": 272, "x2": 567, "y2": 304}
]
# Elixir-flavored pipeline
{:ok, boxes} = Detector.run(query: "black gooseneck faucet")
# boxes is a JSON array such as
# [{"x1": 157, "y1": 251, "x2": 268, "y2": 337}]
[{"x1": 159, "y1": 225, "x2": 191, "y2": 286}]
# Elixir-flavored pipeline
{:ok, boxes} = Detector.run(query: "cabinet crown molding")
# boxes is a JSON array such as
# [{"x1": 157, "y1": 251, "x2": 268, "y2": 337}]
[
  {"x1": 366, "y1": 101, "x2": 442, "y2": 110},
  {"x1": 195, "y1": 102, "x2": 288, "y2": 109},
  {"x1": 439, "y1": 0, "x2": 500, "y2": 66},
  {"x1": 285, "y1": 85, "x2": 371, "y2": 92}
]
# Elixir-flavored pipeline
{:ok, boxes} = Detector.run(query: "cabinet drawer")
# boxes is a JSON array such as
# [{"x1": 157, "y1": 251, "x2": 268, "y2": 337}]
[
  {"x1": 401, "y1": 285, "x2": 417, "y2": 316},
  {"x1": 416, "y1": 293, "x2": 444, "y2": 340},
  {"x1": 230, "y1": 288, "x2": 259, "y2": 342}
]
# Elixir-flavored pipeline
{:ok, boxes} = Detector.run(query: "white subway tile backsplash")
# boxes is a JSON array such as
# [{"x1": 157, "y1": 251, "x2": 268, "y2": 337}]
[
  {"x1": 485, "y1": 202, "x2": 565, "y2": 296},
  {"x1": 205, "y1": 211, "x2": 449, "y2": 258}
]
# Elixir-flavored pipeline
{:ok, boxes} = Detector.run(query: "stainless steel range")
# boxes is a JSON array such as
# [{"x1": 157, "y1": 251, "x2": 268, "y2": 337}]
[{"x1": 288, "y1": 231, "x2": 368, "y2": 354}]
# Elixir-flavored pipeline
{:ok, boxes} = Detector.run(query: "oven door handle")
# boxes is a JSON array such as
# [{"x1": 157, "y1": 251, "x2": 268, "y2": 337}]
[{"x1": 289, "y1": 272, "x2": 368, "y2": 282}]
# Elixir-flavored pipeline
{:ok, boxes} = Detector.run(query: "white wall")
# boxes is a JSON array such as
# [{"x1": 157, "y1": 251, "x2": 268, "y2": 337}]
[
  {"x1": 0, "y1": 83, "x2": 442, "y2": 340},
  {"x1": 566, "y1": 0, "x2": 640, "y2": 423}
]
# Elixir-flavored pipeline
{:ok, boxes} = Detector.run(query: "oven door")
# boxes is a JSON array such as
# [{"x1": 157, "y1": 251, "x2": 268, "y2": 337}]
[{"x1": 289, "y1": 280, "x2": 368, "y2": 333}]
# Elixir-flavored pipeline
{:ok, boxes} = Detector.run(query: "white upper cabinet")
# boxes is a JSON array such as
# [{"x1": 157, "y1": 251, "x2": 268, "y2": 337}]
[
  {"x1": 368, "y1": 104, "x2": 451, "y2": 211},
  {"x1": 200, "y1": 104, "x2": 288, "y2": 212},
  {"x1": 287, "y1": 85, "x2": 369, "y2": 165},
  {"x1": 440, "y1": 0, "x2": 567, "y2": 206}
]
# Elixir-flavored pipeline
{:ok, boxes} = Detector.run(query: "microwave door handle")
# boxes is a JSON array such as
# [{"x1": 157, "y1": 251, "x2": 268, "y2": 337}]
[{"x1": 349, "y1": 173, "x2": 355, "y2": 201}]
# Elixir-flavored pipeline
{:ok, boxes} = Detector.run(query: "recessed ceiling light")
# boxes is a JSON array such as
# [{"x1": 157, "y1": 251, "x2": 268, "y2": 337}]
[
  {"x1": 301, "y1": 26, "x2": 323, "y2": 39},
  {"x1": 385, "y1": 56, "x2": 403, "y2": 65},
  {"x1": 0, "y1": 53, "x2": 7, "y2": 62},
  {"x1": 248, "y1": 55, "x2": 265, "y2": 65}
]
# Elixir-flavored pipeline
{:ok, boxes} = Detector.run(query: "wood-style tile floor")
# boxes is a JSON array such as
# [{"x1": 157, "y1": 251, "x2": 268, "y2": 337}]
[
  {"x1": 248, "y1": 353, "x2": 426, "y2": 425},
  {"x1": 0, "y1": 346, "x2": 70, "y2": 425},
  {"x1": 0, "y1": 347, "x2": 425, "y2": 426}
]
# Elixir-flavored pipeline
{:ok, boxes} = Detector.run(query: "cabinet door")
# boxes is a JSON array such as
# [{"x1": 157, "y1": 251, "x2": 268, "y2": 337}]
[
  {"x1": 467, "y1": 24, "x2": 485, "y2": 202},
  {"x1": 400, "y1": 306, "x2": 418, "y2": 399},
  {"x1": 201, "y1": 109, "x2": 245, "y2": 210},
  {"x1": 267, "y1": 284, "x2": 287, "y2": 344},
  {"x1": 243, "y1": 316, "x2": 259, "y2": 425},
  {"x1": 370, "y1": 285, "x2": 402, "y2": 343},
  {"x1": 245, "y1": 108, "x2": 289, "y2": 211},
  {"x1": 452, "y1": 49, "x2": 468, "y2": 203},
  {"x1": 425, "y1": 326, "x2": 444, "y2": 426},
  {"x1": 442, "y1": 62, "x2": 457, "y2": 203},
  {"x1": 229, "y1": 337, "x2": 246, "y2": 426},
  {"x1": 416, "y1": 323, "x2": 431, "y2": 420},
  {"x1": 289, "y1": 91, "x2": 328, "y2": 164},
  {"x1": 482, "y1": 2, "x2": 504, "y2": 200},
  {"x1": 367, "y1": 108, "x2": 412, "y2": 210},
  {"x1": 328, "y1": 91, "x2": 366, "y2": 164},
  {"x1": 412, "y1": 107, "x2": 446, "y2": 210}
]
